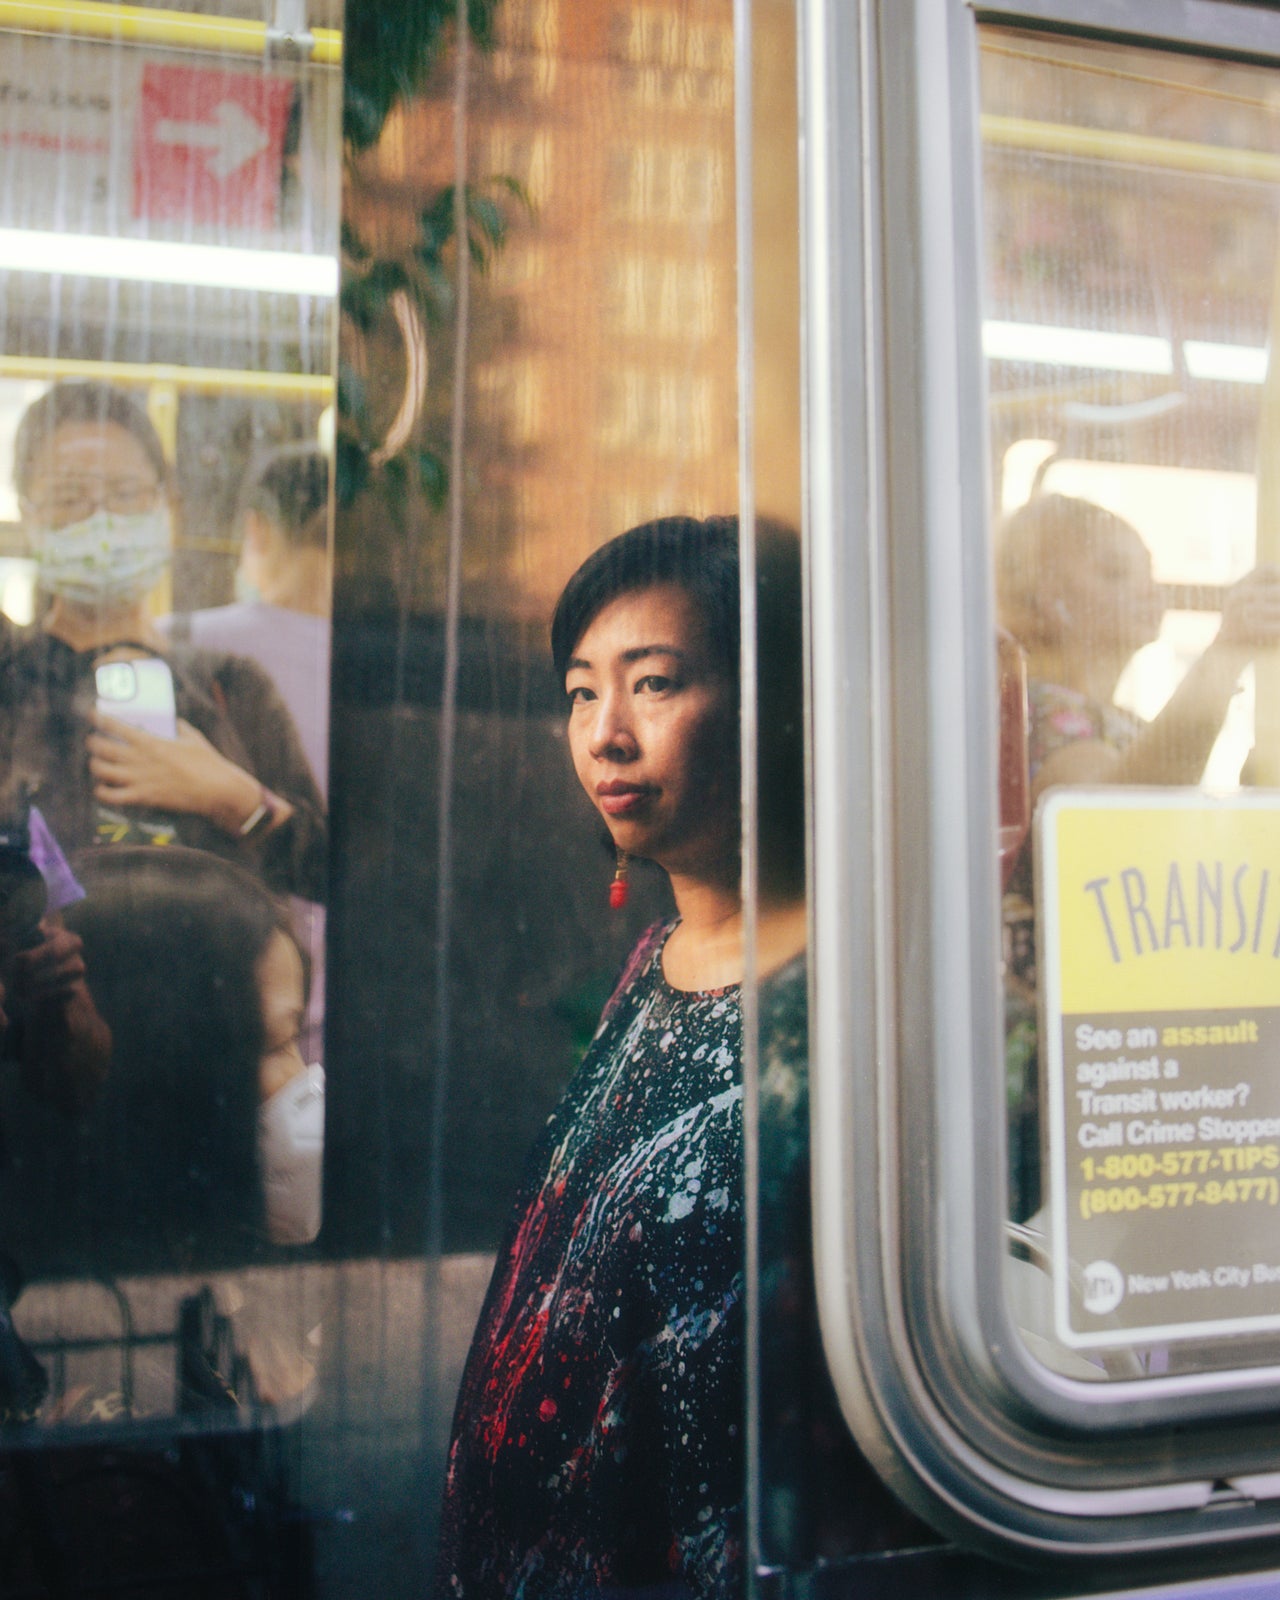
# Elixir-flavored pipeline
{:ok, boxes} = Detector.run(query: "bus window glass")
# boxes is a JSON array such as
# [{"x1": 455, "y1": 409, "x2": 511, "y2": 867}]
[
  {"x1": 0, "y1": 0, "x2": 748, "y2": 1587},
  {"x1": 0, "y1": 0, "x2": 341, "y2": 1572},
  {"x1": 982, "y1": 26, "x2": 1280, "y2": 1381},
  {"x1": 333, "y1": 0, "x2": 742, "y2": 1588}
]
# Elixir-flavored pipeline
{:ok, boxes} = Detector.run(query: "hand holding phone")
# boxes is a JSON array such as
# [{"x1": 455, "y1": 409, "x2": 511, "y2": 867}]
[{"x1": 95, "y1": 658, "x2": 177, "y2": 741}]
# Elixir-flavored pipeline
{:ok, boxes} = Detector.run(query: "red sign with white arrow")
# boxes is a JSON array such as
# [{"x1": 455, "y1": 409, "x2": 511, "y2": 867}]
[{"x1": 133, "y1": 64, "x2": 294, "y2": 229}]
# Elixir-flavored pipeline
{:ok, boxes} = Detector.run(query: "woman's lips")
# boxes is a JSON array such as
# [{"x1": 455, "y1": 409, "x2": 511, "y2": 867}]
[{"x1": 597, "y1": 781, "x2": 654, "y2": 817}]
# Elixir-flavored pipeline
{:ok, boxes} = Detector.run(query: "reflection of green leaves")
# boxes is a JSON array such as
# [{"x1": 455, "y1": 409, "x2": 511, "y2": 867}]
[
  {"x1": 417, "y1": 449, "x2": 449, "y2": 510},
  {"x1": 340, "y1": 0, "x2": 525, "y2": 525},
  {"x1": 553, "y1": 976, "x2": 618, "y2": 1065},
  {"x1": 463, "y1": 179, "x2": 534, "y2": 271},
  {"x1": 335, "y1": 436, "x2": 370, "y2": 508},
  {"x1": 381, "y1": 454, "x2": 408, "y2": 499},
  {"x1": 341, "y1": 260, "x2": 410, "y2": 332},
  {"x1": 468, "y1": 193, "x2": 505, "y2": 254},
  {"x1": 419, "y1": 190, "x2": 456, "y2": 259},
  {"x1": 344, "y1": 176, "x2": 531, "y2": 348},
  {"x1": 337, "y1": 366, "x2": 367, "y2": 426},
  {"x1": 340, "y1": 221, "x2": 371, "y2": 263},
  {"x1": 415, "y1": 180, "x2": 533, "y2": 281},
  {"x1": 342, "y1": 0, "x2": 499, "y2": 151},
  {"x1": 341, "y1": 174, "x2": 527, "y2": 466}
]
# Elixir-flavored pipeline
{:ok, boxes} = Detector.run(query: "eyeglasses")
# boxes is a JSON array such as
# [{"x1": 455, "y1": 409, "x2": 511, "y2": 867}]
[{"x1": 28, "y1": 476, "x2": 162, "y2": 527}]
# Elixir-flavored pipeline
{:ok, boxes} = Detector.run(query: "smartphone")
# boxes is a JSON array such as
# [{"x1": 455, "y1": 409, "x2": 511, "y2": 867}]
[{"x1": 95, "y1": 658, "x2": 178, "y2": 741}]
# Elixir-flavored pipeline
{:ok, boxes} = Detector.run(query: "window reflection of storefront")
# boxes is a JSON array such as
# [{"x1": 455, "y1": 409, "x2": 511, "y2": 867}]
[{"x1": 344, "y1": 0, "x2": 737, "y2": 620}]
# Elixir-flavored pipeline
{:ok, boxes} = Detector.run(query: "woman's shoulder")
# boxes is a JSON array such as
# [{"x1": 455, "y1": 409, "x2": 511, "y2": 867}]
[
  {"x1": 598, "y1": 918, "x2": 675, "y2": 1025},
  {"x1": 1028, "y1": 678, "x2": 1142, "y2": 774},
  {"x1": 0, "y1": 627, "x2": 81, "y2": 696},
  {"x1": 1028, "y1": 677, "x2": 1097, "y2": 728},
  {"x1": 166, "y1": 643, "x2": 295, "y2": 728},
  {"x1": 760, "y1": 950, "x2": 808, "y2": 1041},
  {"x1": 166, "y1": 641, "x2": 271, "y2": 689}
]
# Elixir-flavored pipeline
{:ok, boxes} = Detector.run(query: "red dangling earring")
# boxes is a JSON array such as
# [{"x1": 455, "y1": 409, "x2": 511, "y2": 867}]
[{"x1": 609, "y1": 849, "x2": 629, "y2": 909}]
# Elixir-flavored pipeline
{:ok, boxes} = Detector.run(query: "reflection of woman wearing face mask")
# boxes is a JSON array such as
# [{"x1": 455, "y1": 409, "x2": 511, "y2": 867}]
[
  {"x1": 437, "y1": 518, "x2": 811, "y2": 1600},
  {"x1": 1, "y1": 847, "x2": 323, "y2": 1280},
  {"x1": 0, "y1": 382, "x2": 325, "y2": 901}
]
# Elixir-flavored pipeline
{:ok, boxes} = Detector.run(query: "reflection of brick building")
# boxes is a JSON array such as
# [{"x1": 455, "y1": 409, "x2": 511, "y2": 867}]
[{"x1": 346, "y1": 0, "x2": 737, "y2": 616}]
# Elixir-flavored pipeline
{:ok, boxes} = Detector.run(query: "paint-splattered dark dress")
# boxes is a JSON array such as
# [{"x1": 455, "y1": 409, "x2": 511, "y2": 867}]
[{"x1": 437, "y1": 921, "x2": 743, "y2": 1600}]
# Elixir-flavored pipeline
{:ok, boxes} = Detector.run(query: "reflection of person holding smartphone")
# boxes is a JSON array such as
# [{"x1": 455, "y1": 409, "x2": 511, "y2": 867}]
[
  {"x1": 0, "y1": 803, "x2": 111, "y2": 1119},
  {"x1": 0, "y1": 382, "x2": 325, "y2": 902}
]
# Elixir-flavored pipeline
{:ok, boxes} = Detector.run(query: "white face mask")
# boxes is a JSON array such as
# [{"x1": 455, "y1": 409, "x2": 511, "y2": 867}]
[
  {"x1": 30, "y1": 507, "x2": 172, "y2": 605},
  {"x1": 258, "y1": 1062, "x2": 325, "y2": 1246}
]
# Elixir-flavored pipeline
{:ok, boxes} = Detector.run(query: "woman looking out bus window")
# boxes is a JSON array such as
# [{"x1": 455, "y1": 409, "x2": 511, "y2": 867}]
[
  {"x1": 996, "y1": 494, "x2": 1280, "y2": 1218},
  {"x1": 436, "y1": 516, "x2": 807, "y2": 1600},
  {"x1": 0, "y1": 382, "x2": 325, "y2": 901},
  {"x1": 995, "y1": 493, "x2": 1280, "y2": 798}
]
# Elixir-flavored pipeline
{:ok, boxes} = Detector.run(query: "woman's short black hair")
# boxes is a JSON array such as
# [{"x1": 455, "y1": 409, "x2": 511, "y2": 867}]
[
  {"x1": 550, "y1": 515, "x2": 740, "y2": 684},
  {"x1": 51, "y1": 847, "x2": 301, "y2": 1270},
  {"x1": 239, "y1": 444, "x2": 331, "y2": 551},
  {"x1": 754, "y1": 520, "x2": 806, "y2": 899},
  {"x1": 549, "y1": 514, "x2": 808, "y2": 894},
  {"x1": 13, "y1": 381, "x2": 168, "y2": 503}
]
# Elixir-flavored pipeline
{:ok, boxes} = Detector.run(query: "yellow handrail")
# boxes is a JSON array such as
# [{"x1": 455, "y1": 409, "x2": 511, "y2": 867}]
[
  {"x1": 982, "y1": 113, "x2": 1280, "y2": 187},
  {"x1": 0, "y1": 0, "x2": 341, "y2": 64},
  {"x1": 0, "y1": 353, "x2": 333, "y2": 399}
]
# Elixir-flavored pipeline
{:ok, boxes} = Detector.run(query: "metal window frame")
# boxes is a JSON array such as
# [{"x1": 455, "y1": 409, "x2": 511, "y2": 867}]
[{"x1": 804, "y1": 0, "x2": 1280, "y2": 1558}]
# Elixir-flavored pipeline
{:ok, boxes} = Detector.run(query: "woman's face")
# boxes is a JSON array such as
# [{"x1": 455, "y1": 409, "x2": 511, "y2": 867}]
[
  {"x1": 24, "y1": 421, "x2": 162, "y2": 529},
  {"x1": 1043, "y1": 522, "x2": 1163, "y2": 654},
  {"x1": 565, "y1": 583, "x2": 738, "y2": 877},
  {"x1": 256, "y1": 929, "x2": 307, "y2": 1102}
]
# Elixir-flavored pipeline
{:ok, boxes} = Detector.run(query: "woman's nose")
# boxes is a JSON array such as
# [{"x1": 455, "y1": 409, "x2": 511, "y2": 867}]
[{"x1": 588, "y1": 692, "x2": 637, "y2": 760}]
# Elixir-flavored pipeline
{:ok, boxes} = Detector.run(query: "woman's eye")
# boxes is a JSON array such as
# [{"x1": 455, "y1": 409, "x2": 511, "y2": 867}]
[
  {"x1": 566, "y1": 684, "x2": 595, "y2": 705},
  {"x1": 635, "y1": 674, "x2": 673, "y2": 694}
]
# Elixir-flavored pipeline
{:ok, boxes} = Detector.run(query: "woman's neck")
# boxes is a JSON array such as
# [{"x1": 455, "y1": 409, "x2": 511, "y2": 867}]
[
  {"x1": 256, "y1": 550, "x2": 331, "y2": 618},
  {"x1": 663, "y1": 859, "x2": 743, "y2": 992},
  {"x1": 43, "y1": 596, "x2": 162, "y2": 653},
  {"x1": 755, "y1": 895, "x2": 808, "y2": 976},
  {"x1": 659, "y1": 837, "x2": 814, "y2": 994}
]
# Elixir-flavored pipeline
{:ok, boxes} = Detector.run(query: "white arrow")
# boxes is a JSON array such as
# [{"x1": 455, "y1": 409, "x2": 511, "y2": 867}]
[{"x1": 154, "y1": 100, "x2": 271, "y2": 182}]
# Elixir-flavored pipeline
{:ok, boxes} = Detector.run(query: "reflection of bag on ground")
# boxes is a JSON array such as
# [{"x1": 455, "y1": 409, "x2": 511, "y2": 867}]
[
  {"x1": 0, "y1": 1432, "x2": 314, "y2": 1598},
  {"x1": 0, "y1": 1255, "x2": 46, "y2": 1425},
  {"x1": 179, "y1": 1285, "x2": 255, "y2": 1414},
  {"x1": 0, "y1": 1280, "x2": 314, "y2": 1596}
]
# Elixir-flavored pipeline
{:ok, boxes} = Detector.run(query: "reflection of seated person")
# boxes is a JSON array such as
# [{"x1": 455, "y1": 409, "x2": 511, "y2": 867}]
[
  {"x1": 162, "y1": 444, "x2": 332, "y2": 1059},
  {"x1": 0, "y1": 806, "x2": 111, "y2": 1120},
  {"x1": 996, "y1": 494, "x2": 1280, "y2": 1217},
  {"x1": 2, "y1": 383, "x2": 325, "y2": 902},
  {"x1": 2, "y1": 847, "x2": 324, "y2": 1285},
  {"x1": 164, "y1": 443, "x2": 331, "y2": 793},
  {"x1": 0, "y1": 807, "x2": 114, "y2": 1420},
  {"x1": 996, "y1": 493, "x2": 1280, "y2": 798}
]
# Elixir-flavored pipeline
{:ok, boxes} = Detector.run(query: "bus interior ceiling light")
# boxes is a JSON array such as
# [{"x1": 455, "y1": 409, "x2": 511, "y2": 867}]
[
  {"x1": 1183, "y1": 340, "x2": 1269, "y2": 385},
  {"x1": 983, "y1": 321, "x2": 1174, "y2": 375},
  {"x1": 985, "y1": 321, "x2": 1269, "y2": 384},
  {"x1": 0, "y1": 229, "x2": 338, "y2": 297}
]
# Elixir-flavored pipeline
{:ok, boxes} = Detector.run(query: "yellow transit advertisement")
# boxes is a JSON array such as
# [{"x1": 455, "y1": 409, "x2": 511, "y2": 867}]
[{"x1": 1039, "y1": 789, "x2": 1280, "y2": 1348}]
